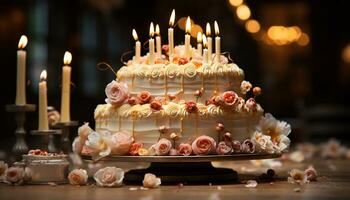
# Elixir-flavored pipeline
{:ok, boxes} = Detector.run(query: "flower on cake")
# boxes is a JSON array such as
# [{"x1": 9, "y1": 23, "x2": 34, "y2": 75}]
[
  {"x1": 85, "y1": 132, "x2": 111, "y2": 160},
  {"x1": 221, "y1": 91, "x2": 238, "y2": 108},
  {"x1": 73, "y1": 123, "x2": 94, "y2": 154},
  {"x1": 127, "y1": 96, "x2": 137, "y2": 105},
  {"x1": 242, "y1": 139, "x2": 256, "y2": 153},
  {"x1": 105, "y1": 80, "x2": 129, "y2": 106},
  {"x1": 0, "y1": 161, "x2": 8, "y2": 181},
  {"x1": 150, "y1": 100, "x2": 163, "y2": 111},
  {"x1": 154, "y1": 138, "x2": 172, "y2": 156},
  {"x1": 143, "y1": 173, "x2": 161, "y2": 188},
  {"x1": 256, "y1": 113, "x2": 291, "y2": 153},
  {"x1": 177, "y1": 143, "x2": 193, "y2": 156},
  {"x1": 240, "y1": 80, "x2": 252, "y2": 95},
  {"x1": 108, "y1": 131, "x2": 133, "y2": 156},
  {"x1": 138, "y1": 91, "x2": 152, "y2": 104},
  {"x1": 68, "y1": 169, "x2": 88, "y2": 186},
  {"x1": 216, "y1": 141, "x2": 233, "y2": 155},
  {"x1": 129, "y1": 142, "x2": 143, "y2": 156},
  {"x1": 192, "y1": 135, "x2": 217, "y2": 155},
  {"x1": 251, "y1": 131, "x2": 275, "y2": 154},
  {"x1": 231, "y1": 140, "x2": 242, "y2": 153},
  {"x1": 178, "y1": 57, "x2": 189, "y2": 65},
  {"x1": 94, "y1": 167, "x2": 124, "y2": 187},
  {"x1": 5, "y1": 167, "x2": 24, "y2": 185},
  {"x1": 185, "y1": 101, "x2": 198, "y2": 113}
]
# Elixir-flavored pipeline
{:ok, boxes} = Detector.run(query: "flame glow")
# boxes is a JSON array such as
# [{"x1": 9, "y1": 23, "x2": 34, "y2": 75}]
[
  {"x1": 202, "y1": 34, "x2": 207, "y2": 48},
  {"x1": 185, "y1": 17, "x2": 191, "y2": 33},
  {"x1": 40, "y1": 70, "x2": 47, "y2": 81},
  {"x1": 149, "y1": 22, "x2": 154, "y2": 37},
  {"x1": 214, "y1": 21, "x2": 219, "y2": 36},
  {"x1": 155, "y1": 24, "x2": 160, "y2": 35},
  {"x1": 169, "y1": 9, "x2": 175, "y2": 27},
  {"x1": 206, "y1": 23, "x2": 211, "y2": 36},
  {"x1": 18, "y1": 35, "x2": 28, "y2": 49},
  {"x1": 197, "y1": 32, "x2": 202, "y2": 43},
  {"x1": 132, "y1": 29, "x2": 138, "y2": 41},
  {"x1": 63, "y1": 51, "x2": 72, "y2": 65}
]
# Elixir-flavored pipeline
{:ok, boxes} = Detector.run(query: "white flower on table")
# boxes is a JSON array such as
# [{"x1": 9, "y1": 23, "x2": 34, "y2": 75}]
[
  {"x1": 5, "y1": 167, "x2": 24, "y2": 185},
  {"x1": 94, "y1": 167, "x2": 124, "y2": 187},
  {"x1": 287, "y1": 169, "x2": 308, "y2": 185},
  {"x1": 142, "y1": 173, "x2": 161, "y2": 188},
  {"x1": 85, "y1": 131, "x2": 111, "y2": 160},
  {"x1": 68, "y1": 169, "x2": 88, "y2": 186}
]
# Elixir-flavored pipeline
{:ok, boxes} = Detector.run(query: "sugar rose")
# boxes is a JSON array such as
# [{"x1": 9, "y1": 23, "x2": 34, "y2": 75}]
[
  {"x1": 185, "y1": 101, "x2": 198, "y2": 113},
  {"x1": 245, "y1": 98, "x2": 257, "y2": 112},
  {"x1": 177, "y1": 143, "x2": 193, "y2": 156},
  {"x1": 150, "y1": 100, "x2": 162, "y2": 111},
  {"x1": 216, "y1": 141, "x2": 233, "y2": 155},
  {"x1": 155, "y1": 138, "x2": 172, "y2": 156},
  {"x1": 105, "y1": 80, "x2": 129, "y2": 106},
  {"x1": 129, "y1": 142, "x2": 143, "y2": 156},
  {"x1": 221, "y1": 91, "x2": 238, "y2": 107},
  {"x1": 192, "y1": 135, "x2": 217, "y2": 155},
  {"x1": 143, "y1": 173, "x2": 161, "y2": 188},
  {"x1": 5, "y1": 167, "x2": 24, "y2": 185},
  {"x1": 138, "y1": 91, "x2": 152, "y2": 104},
  {"x1": 78, "y1": 122, "x2": 93, "y2": 140},
  {"x1": 108, "y1": 131, "x2": 133, "y2": 156},
  {"x1": 94, "y1": 167, "x2": 124, "y2": 187},
  {"x1": 68, "y1": 169, "x2": 88, "y2": 186}
]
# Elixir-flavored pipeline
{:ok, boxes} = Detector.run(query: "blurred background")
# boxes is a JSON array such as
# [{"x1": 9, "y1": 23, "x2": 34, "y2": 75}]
[{"x1": 1, "y1": 0, "x2": 350, "y2": 159}]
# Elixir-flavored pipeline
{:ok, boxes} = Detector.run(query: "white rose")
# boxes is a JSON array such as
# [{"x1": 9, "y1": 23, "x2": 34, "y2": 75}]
[
  {"x1": 68, "y1": 169, "x2": 88, "y2": 185},
  {"x1": 78, "y1": 122, "x2": 93, "y2": 140},
  {"x1": 85, "y1": 132, "x2": 111, "y2": 160},
  {"x1": 142, "y1": 173, "x2": 161, "y2": 188},
  {"x1": 94, "y1": 167, "x2": 124, "y2": 187},
  {"x1": 5, "y1": 167, "x2": 24, "y2": 185}
]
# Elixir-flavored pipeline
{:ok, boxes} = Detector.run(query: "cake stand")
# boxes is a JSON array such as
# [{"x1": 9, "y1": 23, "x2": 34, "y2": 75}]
[{"x1": 82, "y1": 153, "x2": 280, "y2": 184}]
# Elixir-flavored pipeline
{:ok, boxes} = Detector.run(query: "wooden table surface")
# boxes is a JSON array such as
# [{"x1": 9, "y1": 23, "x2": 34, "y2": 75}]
[{"x1": 0, "y1": 158, "x2": 349, "y2": 200}]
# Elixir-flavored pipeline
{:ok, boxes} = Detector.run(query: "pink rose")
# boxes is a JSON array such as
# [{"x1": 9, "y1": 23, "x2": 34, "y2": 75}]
[
  {"x1": 128, "y1": 97, "x2": 137, "y2": 105},
  {"x1": 105, "y1": 80, "x2": 129, "y2": 106},
  {"x1": 221, "y1": 91, "x2": 238, "y2": 107},
  {"x1": 5, "y1": 167, "x2": 24, "y2": 185},
  {"x1": 169, "y1": 148, "x2": 178, "y2": 156},
  {"x1": 81, "y1": 145, "x2": 94, "y2": 155},
  {"x1": 177, "y1": 143, "x2": 193, "y2": 156},
  {"x1": 185, "y1": 101, "x2": 198, "y2": 113},
  {"x1": 94, "y1": 167, "x2": 124, "y2": 187},
  {"x1": 150, "y1": 100, "x2": 163, "y2": 111},
  {"x1": 231, "y1": 140, "x2": 242, "y2": 153},
  {"x1": 129, "y1": 142, "x2": 143, "y2": 156},
  {"x1": 192, "y1": 135, "x2": 217, "y2": 155},
  {"x1": 78, "y1": 122, "x2": 93, "y2": 140},
  {"x1": 155, "y1": 138, "x2": 172, "y2": 156},
  {"x1": 216, "y1": 141, "x2": 233, "y2": 155},
  {"x1": 138, "y1": 91, "x2": 152, "y2": 104},
  {"x1": 304, "y1": 166, "x2": 317, "y2": 181},
  {"x1": 209, "y1": 95, "x2": 224, "y2": 106},
  {"x1": 179, "y1": 57, "x2": 189, "y2": 65},
  {"x1": 108, "y1": 131, "x2": 133, "y2": 156},
  {"x1": 242, "y1": 139, "x2": 255, "y2": 153},
  {"x1": 245, "y1": 98, "x2": 257, "y2": 112},
  {"x1": 68, "y1": 169, "x2": 88, "y2": 185}
]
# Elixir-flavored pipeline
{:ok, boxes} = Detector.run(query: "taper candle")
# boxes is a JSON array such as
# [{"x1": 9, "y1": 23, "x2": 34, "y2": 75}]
[
  {"x1": 38, "y1": 70, "x2": 48, "y2": 131},
  {"x1": 184, "y1": 17, "x2": 191, "y2": 58},
  {"x1": 155, "y1": 24, "x2": 161, "y2": 57},
  {"x1": 168, "y1": 9, "x2": 175, "y2": 60},
  {"x1": 214, "y1": 21, "x2": 221, "y2": 63},
  {"x1": 202, "y1": 34, "x2": 208, "y2": 64},
  {"x1": 16, "y1": 35, "x2": 28, "y2": 105},
  {"x1": 206, "y1": 23, "x2": 212, "y2": 64},
  {"x1": 132, "y1": 29, "x2": 141, "y2": 63},
  {"x1": 197, "y1": 32, "x2": 202, "y2": 56},
  {"x1": 149, "y1": 23, "x2": 155, "y2": 65},
  {"x1": 60, "y1": 51, "x2": 72, "y2": 122}
]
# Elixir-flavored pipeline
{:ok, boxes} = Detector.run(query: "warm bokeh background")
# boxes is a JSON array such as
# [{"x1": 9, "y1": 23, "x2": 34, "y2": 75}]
[{"x1": 1, "y1": 0, "x2": 350, "y2": 159}]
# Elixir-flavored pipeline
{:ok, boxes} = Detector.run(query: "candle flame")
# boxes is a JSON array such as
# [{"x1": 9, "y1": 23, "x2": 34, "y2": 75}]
[
  {"x1": 63, "y1": 51, "x2": 72, "y2": 65},
  {"x1": 132, "y1": 29, "x2": 138, "y2": 41},
  {"x1": 155, "y1": 24, "x2": 160, "y2": 35},
  {"x1": 185, "y1": 17, "x2": 191, "y2": 33},
  {"x1": 18, "y1": 35, "x2": 28, "y2": 49},
  {"x1": 40, "y1": 70, "x2": 47, "y2": 81},
  {"x1": 206, "y1": 23, "x2": 211, "y2": 36},
  {"x1": 214, "y1": 21, "x2": 220, "y2": 35},
  {"x1": 202, "y1": 34, "x2": 207, "y2": 48},
  {"x1": 149, "y1": 22, "x2": 154, "y2": 37},
  {"x1": 197, "y1": 32, "x2": 202, "y2": 43},
  {"x1": 169, "y1": 9, "x2": 175, "y2": 27}
]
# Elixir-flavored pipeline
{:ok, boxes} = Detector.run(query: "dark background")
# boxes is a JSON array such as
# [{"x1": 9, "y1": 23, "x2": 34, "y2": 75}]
[{"x1": 1, "y1": 0, "x2": 350, "y2": 159}]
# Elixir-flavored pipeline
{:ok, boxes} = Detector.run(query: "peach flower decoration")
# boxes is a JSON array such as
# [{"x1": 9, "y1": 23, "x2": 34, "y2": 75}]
[
  {"x1": 94, "y1": 167, "x2": 124, "y2": 187},
  {"x1": 154, "y1": 138, "x2": 172, "y2": 156},
  {"x1": 105, "y1": 80, "x2": 129, "y2": 106},
  {"x1": 143, "y1": 173, "x2": 161, "y2": 188},
  {"x1": 192, "y1": 135, "x2": 216, "y2": 155},
  {"x1": 68, "y1": 169, "x2": 88, "y2": 186}
]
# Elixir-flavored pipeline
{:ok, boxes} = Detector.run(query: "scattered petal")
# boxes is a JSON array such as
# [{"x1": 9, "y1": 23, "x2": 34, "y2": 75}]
[{"x1": 245, "y1": 180, "x2": 258, "y2": 188}]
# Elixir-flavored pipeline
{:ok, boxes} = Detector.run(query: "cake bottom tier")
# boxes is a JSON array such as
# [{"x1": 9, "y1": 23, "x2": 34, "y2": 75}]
[{"x1": 95, "y1": 114, "x2": 261, "y2": 148}]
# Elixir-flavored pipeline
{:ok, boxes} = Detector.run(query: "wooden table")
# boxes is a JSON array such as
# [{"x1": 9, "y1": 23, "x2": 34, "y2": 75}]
[{"x1": 0, "y1": 158, "x2": 349, "y2": 200}]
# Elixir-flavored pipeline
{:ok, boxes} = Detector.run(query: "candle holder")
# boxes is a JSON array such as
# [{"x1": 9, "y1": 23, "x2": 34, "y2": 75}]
[
  {"x1": 30, "y1": 129, "x2": 61, "y2": 151},
  {"x1": 54, "y1": 121, "x2": 78, "y2": 153},
  {"x1": 5, "y1": 104, "x2": 36, "y2": 156}
]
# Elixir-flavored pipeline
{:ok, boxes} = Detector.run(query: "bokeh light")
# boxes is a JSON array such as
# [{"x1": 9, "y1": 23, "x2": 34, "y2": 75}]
[
  {"x1": 229, "y1": 0, "x2": 243, "y2": 7},
  {"x1": 245, "y1": 19, "x2": 260, "y2": 33},
  {"x1": 236, "y1": 4, "x2": 251, "y2": 20}
]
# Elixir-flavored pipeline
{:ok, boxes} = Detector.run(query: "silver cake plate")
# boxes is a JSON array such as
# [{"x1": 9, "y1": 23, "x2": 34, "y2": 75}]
[{"x1": 82, "y1": 153, "x2": 281, "y2": 185}]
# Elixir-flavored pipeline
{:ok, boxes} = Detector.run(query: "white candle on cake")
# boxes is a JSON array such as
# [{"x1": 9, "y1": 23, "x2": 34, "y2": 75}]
[
  {"x1": 197, "y1": 32, "x2": 202, "y2": 56},
  {"x1": 149, "y1": 22, "x2": 155, "y2": 65},
  {"x1": 38, "y1": 70, "x2": 48, "y2": 131},
  {"x1": 214, "y1": 21, "x2": 221, "y2": 63},
  {"x1": 60, "y1": 51, "x2": 72, "y2": 122},
  {"x1": 132, "y1": 29, "x2": 141, "y2": 63},
  {"x1": 202, "y1": 34, "x2": 208, "y2": 64},
  {"x1": 16, "y1": 35, "x2": 28, "y2": 105},
  {"x1": 184, "y1": 17, "x2": 191, "y2": 58},
  {"x1": 168, "y1": 9, "x2": 175, "y2": 60},
  {"x1": 206, "y1": 23, "x2": 212, "y2": 64},
  {"x1": 155, "y1": 24, "x2": 161, "y2": 57}
]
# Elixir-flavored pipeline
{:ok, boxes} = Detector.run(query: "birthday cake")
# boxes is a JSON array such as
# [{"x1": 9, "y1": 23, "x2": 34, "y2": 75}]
[{"x1": 73, "y1": 15, "x2": 291, "y2": 160}]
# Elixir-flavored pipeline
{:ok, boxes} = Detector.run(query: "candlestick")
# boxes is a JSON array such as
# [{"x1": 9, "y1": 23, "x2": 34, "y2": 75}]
[
  {"x1": 197, "y1": 32, "x2": 203, "y2": 56},
  {"x1": 16, "y1": 35, "x2": 28, "y2": 105},
  {"x1": 61, "y1": 51, "x2": 72, "y2": 122},
  {"x1": 203, "y1": 35, "x2": 208, "y2": 64},
  {"x1": 132, "y1": 29, "x2": 141, "y2": 63},
  {"x1": 214, "y1": 21, "x2": 221, "y2": 63},
  {"x1": 155, "y1": 24, "x2": 161, "y2": 57},
  {"x1": 38, "y1": 70, "x2": 49, "y2": 131},
  {"x1": 168, "y1": 9, "x2": 175, "y2": 60},
  {"x1": 184, "y1": 16, "x2": 191, "y2": 58},
  {"x1": 149, "y1": 23, "x2": 155, "y2": 65},
  {"x1": 206, "y1": 23, "x2": 213, "y2": 64}
]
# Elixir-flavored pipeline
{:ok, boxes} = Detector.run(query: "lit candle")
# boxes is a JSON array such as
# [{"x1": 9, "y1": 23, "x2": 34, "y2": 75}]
[
  {"x1": 168, "y1": 9, "x2": 175, "y2": 60},
  {"x1": 155, "y1": 24, "x2": 161, "y2": 57},
  {"x1": 214, "y1": 21, "x2": 221, "y2": 63},
  {"x1": 202, "y1": 34, "x2": 208, "y2": 64},
  {"x1": 149, "y1": 22, "x2": 155, "y2": 65},
  {"x1": 197, "y1": 32, "x2": 202, "y2": 56},
  {"x1": 132, "y1": 29, "x2": 141, "y2": 63},
  {"x1": 206, "y1": 23, "x2": 212, "y2": 64},
  {"x1": 184, "y1": 16, "x2": 191, "y2": 58},
  {"x1": 38, "y1": 70, "x2": 48, "y2": 131},
  {"x1": 16, "y1": 35, "x2": 28, "y2": 105},
  {"x1": 60, "y1": 51, "x2": 72, "y2": 122}
]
